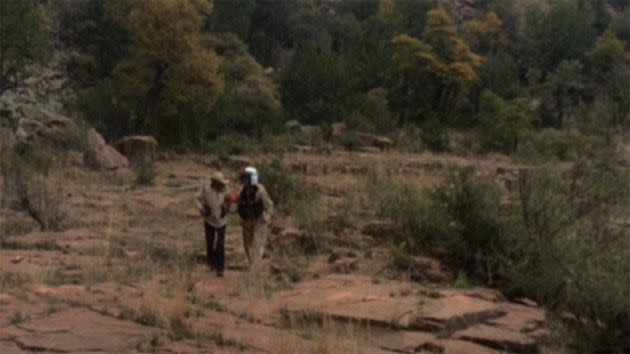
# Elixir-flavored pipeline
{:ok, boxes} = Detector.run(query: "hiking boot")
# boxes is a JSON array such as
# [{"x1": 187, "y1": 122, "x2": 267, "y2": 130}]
[{"x1": 217, "y1": 272, "x2": 224, "y2": 278}]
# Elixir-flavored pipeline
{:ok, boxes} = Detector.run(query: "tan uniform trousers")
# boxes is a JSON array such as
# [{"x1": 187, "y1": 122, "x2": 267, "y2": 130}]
[{"x1": 242, "y1": 219, "x2": 268, "y2": 264}]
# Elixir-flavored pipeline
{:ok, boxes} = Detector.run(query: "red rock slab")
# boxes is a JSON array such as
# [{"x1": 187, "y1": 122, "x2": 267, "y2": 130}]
[
  {"x1": 14, "y1": 308, "x2": 153, "y2": 353},
  {"x1": 0, "y1": 341, "x2": 28, "y2": 354},
  {"x1": 440, "y1": 339, "x2": 503, "y2": 354},
  {"x1": 0, "y1": 293, "x2": 48, "y2": 328},
  {"x1": 488, "y1": 303, "x2": 546, "y2": 334},
  {"x1": 409, "y1": 294, "x2": 503, "y2": 331},
  {"x1": 451, "y1": 324, "x2": 537, "y2": 353},
  {"x1": 153, "y1": 339, "x2": 262, "y2": 354},
  {"x1": 2, "y1": 228, "x2": 104, "y2": 254},
  {"x1": 192, "y1": 310, "x2": 311, "y2": 353},
  {"x1": 439, "y1": 288, "x2": 506, "y2": 303},
  {"x1": 193, "y1": 310, "x2": 397, "y2": 354},
  {"x1": 376, "y1": 330, "x2": 443, "y2": 353},
  {"x1": 278, "y1": 276, "x2": 420, "y2": 328}
]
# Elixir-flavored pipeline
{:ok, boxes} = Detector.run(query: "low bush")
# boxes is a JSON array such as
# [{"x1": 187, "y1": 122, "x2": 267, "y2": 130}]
[
  {"x1": 501, "y1": 162, "x2": 629, "y2": 352},
  {"x1": 0, "y1": 149, "x2": 67, "y2": 231},
  {"x1": 420, "y1": 115, "x2": 449, "y2": 152},
  {"x1": 338, "y1": 133, "x2": 363, "y2": 151},
  {"x1": 476, "y1": 91, "x2": 533, "y2": 154},
  {"x1": 258, "y1": 158, "x2": 326, "y2": 252},
  {"x1": 364, "y1": 160, "x2": 630, "y2": 352},
  {"x1": 133, "y1": 153, "x2": 157, "y2": 186},
  {"x1": 202, "y1": 133, "x2": 256, "y2": 157},
  {"x1": 516, "y1": 129, "x2": 608, "y2": 161}
]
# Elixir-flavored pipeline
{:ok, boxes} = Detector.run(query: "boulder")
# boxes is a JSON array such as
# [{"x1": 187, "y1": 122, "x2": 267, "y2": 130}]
[
  {"x1": 357, "y1": 146, "x2": 382, "y2": 153},
  {"x1": 84, "y1": 129, "x2": 129, "y2": 170},
  {"x1": 356, "y1": 132, "x2": 394, "y2": 150},
  {"x1": 289, "y1": 144, "x2": 313, "y2": 153},
  {"x1": 452, "y1": 324, "x2": 537, "y2": 353},
  {"x1": 17, "y1": 109, "x2": 75, "y2": 142},
  {"x1": 114, "y1": 135, "x2": 158, "y2": 160},
  {"x1": 284, "y1": 119, "x2": 301, "y2": 131}
]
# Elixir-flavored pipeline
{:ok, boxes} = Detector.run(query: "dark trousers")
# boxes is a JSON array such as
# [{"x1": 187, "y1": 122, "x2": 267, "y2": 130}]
[{"x1": 204, "y1": 223, "x2": 226, "y2": 274}]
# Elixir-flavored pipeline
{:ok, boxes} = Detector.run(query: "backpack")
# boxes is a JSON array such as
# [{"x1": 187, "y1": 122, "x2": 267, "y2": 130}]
[{"x1": 237, "y1": 185, "x2": 264, "y2": 220}]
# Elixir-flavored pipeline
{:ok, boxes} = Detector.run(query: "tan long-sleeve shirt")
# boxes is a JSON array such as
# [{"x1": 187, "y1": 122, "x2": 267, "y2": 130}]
[{"x1": 196, "y1": 184, "x2": 230, "y2": 228}]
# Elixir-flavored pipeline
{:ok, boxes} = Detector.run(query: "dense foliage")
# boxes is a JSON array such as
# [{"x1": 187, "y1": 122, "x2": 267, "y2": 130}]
[{"x1": 7, "y1": 0, "x2": 625, "y2": 149}]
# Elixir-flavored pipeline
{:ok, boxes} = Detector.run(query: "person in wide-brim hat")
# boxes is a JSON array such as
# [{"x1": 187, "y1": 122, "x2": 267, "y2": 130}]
[
  {"x1": 210, "y1": 171, "x2": 229, "y2": 185},
  {"x1": 196, "y1": 171, "x2": 231, "y2": 277}
]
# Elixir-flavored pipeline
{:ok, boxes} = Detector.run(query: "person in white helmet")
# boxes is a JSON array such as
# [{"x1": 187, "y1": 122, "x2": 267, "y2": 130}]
[{"x1": 237, "y1": 166, "x2": 273, "y2": 264}]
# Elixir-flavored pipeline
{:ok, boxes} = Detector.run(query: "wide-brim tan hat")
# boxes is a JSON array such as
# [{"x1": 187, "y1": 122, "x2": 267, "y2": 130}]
[{"x1": 210, "y1": 171, "x2": 229, "y2": 185}]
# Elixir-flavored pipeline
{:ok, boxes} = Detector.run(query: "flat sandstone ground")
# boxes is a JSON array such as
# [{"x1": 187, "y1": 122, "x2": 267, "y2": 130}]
[{"x1": 0, "y1": 151, "x2": 554, "y2": 354}]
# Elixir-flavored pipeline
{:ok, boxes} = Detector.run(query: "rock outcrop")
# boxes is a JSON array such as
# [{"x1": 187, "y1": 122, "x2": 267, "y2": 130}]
[
  {"x1": 278, "y1": 275, "x2": 549, "y2": 354},
  {"x1": 114, "y1": 135, "x2": 158, "y2": 160},
  {"x1": 84, "y1": 129, "x2": 129, "y2": 170}
]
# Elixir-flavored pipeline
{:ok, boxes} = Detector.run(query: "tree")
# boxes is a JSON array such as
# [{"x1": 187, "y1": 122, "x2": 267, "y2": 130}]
[
  {"x1": 281, "y1": 44, "x2": 358, "y2": 124},
  {"x1": 541, "y1": 60, "x2": 586, "y2": 128},
  {"x1": 211, "y1": 0, "x2": 256, "y2": 41},
  {"x1": 112, "y1": 0, "x2": 224, "y2": 145},
  {"x1": 55, "y1": 0, "x2": 131, "y2": 84},
  {"x1": 0, "y1": 0, "x2": 49, "y2": 94},
  {"x1": 478, "y1": 51, "x2": 519, "y2": 99},
  {"x1": 476, "y1": 90, "x2": 533, "y2": 153},
  {"x1": 206, "y1": 34, "x2": 282, "y2": 136},
  {"x1": 387, "y1": 9, "x2": 484, "y2": 124},
  {"x1": 588, "y1": 30, "x2": 626, "y2": 77},
  {"x1": 589, "y1": 31, "x2": 629, "y2": 131},
  {"x1": 521, "y1": 0, "x2": 595, "y2": 73},
  {"x1": 467, "y1": 12, "x2": 508, "y2": 55}
]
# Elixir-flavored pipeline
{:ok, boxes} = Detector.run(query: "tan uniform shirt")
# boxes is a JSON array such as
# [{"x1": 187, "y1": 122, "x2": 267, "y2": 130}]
[
  {"x1": 257, "y1": 184, "x2": 274, "y2": 223},
  {"x1": 196, "y1": 183, "x2": 230, "y2": 228}
]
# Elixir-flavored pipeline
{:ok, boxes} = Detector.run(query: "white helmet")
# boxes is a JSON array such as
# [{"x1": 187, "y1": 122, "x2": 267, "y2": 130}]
[{"x1": 244, "y1": 166, "x2": 258, "y2": 185}]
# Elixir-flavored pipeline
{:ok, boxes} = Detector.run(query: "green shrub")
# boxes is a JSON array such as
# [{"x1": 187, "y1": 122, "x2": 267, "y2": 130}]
[
  {"x1": 133, "y1": 153, "x2": 157, "y2": 186},
  {"x1": 395, "y1": 125, "x2": 426, "y2": 153},
  {"x1": 338, "y1": 133, "x2": 362, "y2": 151},
  {"x1": 516, "y1": 129, "x2": 607, "y2": 161},
  {"x1": 501, "y1": 162, "x2": 629, "y2": 352},
  {"x1": 202, "y1": 134, "x2": 256, "y2": 158},
  {"x1": 258, "y1": 158, "x2": 326, "y2": 252},
  {"x1": 0, "y1": 149, "x2": 66, "y2": 231},
  {"x1": 432, "y1": 168, "x2": 505, "y2": 283},
  {"x1": 76, "y1": 79, "x2": 129, "y2": 140},
  {"x1": 50, "y1": 119, "x2": 91, "y2": 153},
  {"x1": 420, "y1": 115, "x2": 449, "y2": 152},
  {"x1": 364, "y1": 161, "x2": 629, "y2": 350},
  {"x1": 476, "y1": 90, "x2": 533, "y2": 154},
  {"x1": 362, "y1": 168, "x2": 451, "y2": 251}
]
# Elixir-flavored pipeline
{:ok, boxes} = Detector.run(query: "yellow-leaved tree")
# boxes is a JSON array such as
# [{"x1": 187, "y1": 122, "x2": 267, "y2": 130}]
[
  {"x1": 467, "y1": 12, "x2": 508, "y2": 55},
  {"x1": 388, "y1": 9, "x2": 484, "y2": 124},
  {"x1": 113, "y1": 0, "x2": 224, "y2": 145}
]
